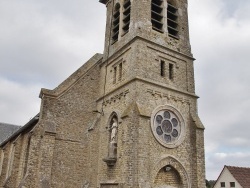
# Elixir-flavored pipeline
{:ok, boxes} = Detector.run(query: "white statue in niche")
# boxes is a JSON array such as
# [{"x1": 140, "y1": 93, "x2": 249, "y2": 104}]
[
  {"x1": 103, "y1": 116, "x2": 118, "y2": 165},
  {"x1": 110, "y1": 117, "x2": 118, "y2": 143}
]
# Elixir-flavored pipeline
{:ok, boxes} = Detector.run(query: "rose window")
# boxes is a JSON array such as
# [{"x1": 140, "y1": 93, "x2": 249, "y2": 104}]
[{"x1": 152, "y1": 109, "x2": 182, "y2": 146}]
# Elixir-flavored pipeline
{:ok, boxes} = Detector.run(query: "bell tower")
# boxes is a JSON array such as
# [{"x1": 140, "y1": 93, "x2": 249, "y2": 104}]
[{"x1": 97, "y1": 0, "x2": 206, "y2": 187}]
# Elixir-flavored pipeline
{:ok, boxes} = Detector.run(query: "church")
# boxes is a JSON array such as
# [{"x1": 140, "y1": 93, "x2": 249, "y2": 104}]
[{"x1": 0, "y1": 0, "x2": 205, "y2": 187}]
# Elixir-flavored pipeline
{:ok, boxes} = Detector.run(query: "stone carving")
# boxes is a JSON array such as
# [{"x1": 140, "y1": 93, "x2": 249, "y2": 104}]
[
  {"x1": 103, "y1": 116, "x2": 118, "y2": 166},
  {"x1": 103, "y1": 90, "x2": 129, "y2": 106},
  {"x1": 147, "y1": 89, "x2": 190, "y2": 104},
  {"x1": 110, "y1": 117, "x2": 118, "y2": 143}
]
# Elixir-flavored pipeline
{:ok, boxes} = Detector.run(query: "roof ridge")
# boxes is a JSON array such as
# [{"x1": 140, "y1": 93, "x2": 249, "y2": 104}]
[
  {"x1": 226, "y1": 165, "x2": 250, "y2": 169},
  {"x1": 0, "y1": 122, "x2": 20, "y2": 126}
]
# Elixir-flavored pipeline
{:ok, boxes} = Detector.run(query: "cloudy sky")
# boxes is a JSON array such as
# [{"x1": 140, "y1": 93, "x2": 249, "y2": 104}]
[{"x1": 0, "y1": 0, "x2": 250, "y2": 180}]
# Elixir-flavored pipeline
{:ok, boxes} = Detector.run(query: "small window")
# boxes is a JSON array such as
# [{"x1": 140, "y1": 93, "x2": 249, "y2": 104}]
[
  {"x1": 220, "y1": 182, "x2": 225, "y2": 187},
  {"x1": 118, "y1": 63, "x2": 123, "y2": 81},
  {"x1": 167, "y1": 1, "x2": 179, "y2": 38},
  {"x1": 230, "y1": 182, "x2": 235, "y2": 187},
  {"x1": 160, "y1": 60, "x2": 165, "y2": 77},
  {"x1": 169, "y1": 63, "x2": 174, "y2": 80},
  {"x1": 113, "y1": 66, "x2": 117, "y2": 84},
  {"x1": 112, "y1": 3, "x2": 120, "y2": 44},
  {"x1": 151, "y1": 0, "x2": 163, "y2": 32},
  {"x1": 122, "y1": 0, "x2": 131, "y2": 35}
]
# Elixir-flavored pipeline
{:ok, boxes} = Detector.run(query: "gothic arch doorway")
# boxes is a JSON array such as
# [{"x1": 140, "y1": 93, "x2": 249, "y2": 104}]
[
  {"x1": 152, "y1": 156, "x2": 191, "y2": 188},
  {"x1": 154, "y1": 165, "x2": 182, "y2": 188}
]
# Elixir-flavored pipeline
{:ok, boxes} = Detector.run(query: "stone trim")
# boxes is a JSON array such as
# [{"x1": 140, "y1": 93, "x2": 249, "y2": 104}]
[
  {"x1": 97, "y1": 77, "x2": 197, "y2": 103},
  {"x1": 102, "y1": 89, "x2": 129, "y2": 106},
  {"x1": 147, "y1": 88, "x2": 191, "y2": 104},
  {"x1": 151, "y1": 105, "x2": 186, "y2": 148},
  {"x1": 191, "y1": 114, "x2": 205, "y2": 130},
  {"x1": 101, "y1": 36, "x2": 194, "y2": 65}
]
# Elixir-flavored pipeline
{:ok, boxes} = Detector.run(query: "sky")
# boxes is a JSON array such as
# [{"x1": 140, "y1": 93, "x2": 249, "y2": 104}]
[{"x1": 0, "y1": 0, "x2": 250, "y2": 181}]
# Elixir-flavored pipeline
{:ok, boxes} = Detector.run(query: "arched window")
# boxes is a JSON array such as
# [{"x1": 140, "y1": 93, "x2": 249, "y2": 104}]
[
  {"x1": 122, "y1": 0, "x2": 131, "y2": 35},
  {"x1": 112, "y1": 3, "x2": 120, "y2": 43},
  {"x1": 151, "y1": 0, "x2": 163, "y2": 32},
  {"x1": 167, "y1": 1, "x2": 179, "y2": 38}
]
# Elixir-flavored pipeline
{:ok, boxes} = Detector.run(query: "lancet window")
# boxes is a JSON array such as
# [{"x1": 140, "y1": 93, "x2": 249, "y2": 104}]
[
  {"x1": 122, "y1": 0, "x2": 131, "y2": 35},
  {"x1": 151, "y1": 0, "x2": 163, "y2": 32},
  {"x1": 167, "y1": 1, "x2": 179, "y2": 38},
  {"x1": 151, "y1": 0, "x2": 179, "y2": 39},
  {"x1": 112, "y1": 3, "x2": 121, "y2": 43}
]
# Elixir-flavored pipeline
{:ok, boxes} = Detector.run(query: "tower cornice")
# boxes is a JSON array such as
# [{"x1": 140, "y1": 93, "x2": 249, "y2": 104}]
[
  {"x1": 99, "y1": 0, "x2": 108, "y2": 5},
  {"x1": 101, "y1": 36, "x2": 195, "y2": 66}
]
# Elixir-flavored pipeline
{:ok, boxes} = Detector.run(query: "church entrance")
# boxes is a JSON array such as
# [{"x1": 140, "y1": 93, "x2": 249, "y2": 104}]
[{"x1": 154, "y1": 165, "x2": 183, "y2": 188}]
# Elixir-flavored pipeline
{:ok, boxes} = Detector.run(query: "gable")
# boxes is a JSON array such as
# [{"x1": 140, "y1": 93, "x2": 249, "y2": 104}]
[
  {"x1": 213, "y1": 167, "x2": 242, "y2": 188},
  {"x1": 227, "y1": 166, "x2": 250, "y2": 188}
]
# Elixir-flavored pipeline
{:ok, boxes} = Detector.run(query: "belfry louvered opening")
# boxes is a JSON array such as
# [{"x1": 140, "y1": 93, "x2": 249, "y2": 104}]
[
  {"x1": 112, "y1": 3, "x2": 120, "y2": 44},
  {"x1": 151, "y1": 0, "x2": 163, "y2": 33},
  {"x1": 122, "y1": 0, "x2": 131, "y2": 35},
  {"x1": 167, "y1": 1, "x2": 179, "y2": 38}
]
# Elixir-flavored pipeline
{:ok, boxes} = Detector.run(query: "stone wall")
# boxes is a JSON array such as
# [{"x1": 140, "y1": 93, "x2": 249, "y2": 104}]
[{"x1": 0, "y1": 0, "x2": 206, "y2": 187}]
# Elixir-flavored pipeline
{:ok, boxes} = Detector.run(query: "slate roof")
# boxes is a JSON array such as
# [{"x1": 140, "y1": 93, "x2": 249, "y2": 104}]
[
  {"x1": 0, "y1": 123, "x2": 21, "y2": 144},
  {"x1": 227, "y1": 166, "x2": 250, "y2": 188},
  {"x1": 0, "y1": 114, "x2": 39, "y2": 147}
]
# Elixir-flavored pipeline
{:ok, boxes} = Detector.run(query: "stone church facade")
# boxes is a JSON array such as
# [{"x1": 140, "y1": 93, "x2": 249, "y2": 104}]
[{"x1": 0, "y1": 0, "x2": 205, "y2": 187}]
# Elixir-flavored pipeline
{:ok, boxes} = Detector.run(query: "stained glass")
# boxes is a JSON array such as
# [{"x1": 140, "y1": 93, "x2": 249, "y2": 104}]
[
  {"x1": 164, "y1": 134, "x2": 171, "y2": 143},
  {"x1": 162, "y1": 120, "x2": 172, "y2": 133},
  {"x1": 163, "y1": 111, "x2": 170, "y2": 119},
  {"x1": 171, "y1": 118, "x2": 178, "y2": 127},
  {"x1": 156, "y1": 115, "x2": 163, "y2": 124},
  {"x1": 156, "y1": 126, "x2": 163, "y2": 135},
  {"x1": 172, "y1": 129, "x2": 178, "y2": 137},
  {"x1": 153, "y1": 109, "x2": 181, "y2": 145}
]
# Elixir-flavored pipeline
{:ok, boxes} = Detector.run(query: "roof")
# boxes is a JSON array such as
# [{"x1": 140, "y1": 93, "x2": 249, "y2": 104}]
[
  {"x1": 0, "y1": 123, "x2": 21, "y2": 144},
  {"x1": 226, "y1": 166, "x2": 250, "y2": 188},
  {"x1": 0, "y1": 114, "x2": 39, "y2": 147}
]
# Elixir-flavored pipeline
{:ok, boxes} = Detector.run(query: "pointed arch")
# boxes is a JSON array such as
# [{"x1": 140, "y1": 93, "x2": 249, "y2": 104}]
[
  {"x1": 152, "y1": 155, "x2": 191, "y2": 188},
  {"x1": 107, "y1": 111, "x2": 120, "y2": 128},
  {"x1": 154, "y1": 165, "x2": 182, "y2": 187}
]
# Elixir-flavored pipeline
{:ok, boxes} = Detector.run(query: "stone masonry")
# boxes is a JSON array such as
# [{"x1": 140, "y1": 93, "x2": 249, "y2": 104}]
[{"x1": 0, "y1": 0, "x2": 205, "y2": 187}]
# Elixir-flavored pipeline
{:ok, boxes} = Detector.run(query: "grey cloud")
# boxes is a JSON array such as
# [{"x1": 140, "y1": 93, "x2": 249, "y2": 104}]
[
  {"x1": 0, "y1": 79, "x2": 41, "y2": 125},
  {"x1": 206, "y1": 152, "x2": 250, "y2": 180},
  {"x1": 0, "y1": 0, "x2": 105, "y2": 88},
  {"x1": 0, "y1": 0, "x2": 249, "y2": 181},
  {"x1": 189, "y1": 0, "x2": 250, "y2": 180}
]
